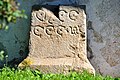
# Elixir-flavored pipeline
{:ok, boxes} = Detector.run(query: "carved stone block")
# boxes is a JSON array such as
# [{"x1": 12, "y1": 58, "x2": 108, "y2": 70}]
[{"x1": 19, "y1": 5, "x2": 95, "y2": 74}]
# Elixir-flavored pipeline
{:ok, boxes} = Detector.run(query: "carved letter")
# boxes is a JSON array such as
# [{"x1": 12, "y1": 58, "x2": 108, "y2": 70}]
[
  {"x1": 45, "y1": 26, "x2": 54, "y2": 36},
  {"x1": 69, "y1": 25, "x2": 79, "y2": 34},
  {"x1": 59, "y1": 10, "x2": 67, "y2": 22},
  {"x1": 36, "y1": 10, "x2": 45, "y2": 21},
  {"x1": 69, "y1": 10, "x2": 79, "y2": 21},
  {"x1": 48, "y1": 17, "x2": 55, "y2": 24},
  {"x1": 57, "y1": 26, "x2": 65, "y2": 36},
  {"x1": 34, "y1": 26, "x2": 44, "y2": 37}
]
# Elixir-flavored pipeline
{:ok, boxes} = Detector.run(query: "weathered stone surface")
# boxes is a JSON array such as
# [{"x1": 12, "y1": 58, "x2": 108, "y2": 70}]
[
  {"x1": 19, "y1": 5, "x2": 95, "y2": 74},
  {"x1": 86, "y1": 0, "x2": 120, "y2": 77}
]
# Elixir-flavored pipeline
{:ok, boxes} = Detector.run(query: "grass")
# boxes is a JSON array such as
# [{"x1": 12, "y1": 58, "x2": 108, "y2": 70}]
[{"x1": 0, "y1": 67, "x2": 119, "y2": 80}]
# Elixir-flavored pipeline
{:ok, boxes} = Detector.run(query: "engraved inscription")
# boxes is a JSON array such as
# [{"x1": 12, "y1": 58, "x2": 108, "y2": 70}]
[
  {"x1": 57, "y1": 25, "x2": 66, "y2": 36},
  {"x1": 69, "y1": 10, "x2": 79, "y2": 21},
  {"x1": 45, "y1": 26, "x2": 54, "y2": 36},
  {"x1": 59, "y1": 10, "x2": 67, "y2": 22},
  {"x1": 34, "y1": 25, "x2": 83, "y2": 37},
  {"x1": 69, "y1": 25, "x2": 79, "y2": 34},
  {"x1": 48, "y1": 18, "x2": 55, "y2": 24},
  {"x1": 36, "y1": 10, "x2": 45, "y2": 21},
  {"x1": 34, "y1": 9, "x2": 80, "y2": 23},
  {"x1": 34, "y1": 26, "x2": 44, "y2": 37}
]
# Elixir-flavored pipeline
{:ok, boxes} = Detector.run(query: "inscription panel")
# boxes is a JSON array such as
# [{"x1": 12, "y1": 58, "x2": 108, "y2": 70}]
[{"x1": 30, "y1": 6, "x2": 86, "y2": 58}]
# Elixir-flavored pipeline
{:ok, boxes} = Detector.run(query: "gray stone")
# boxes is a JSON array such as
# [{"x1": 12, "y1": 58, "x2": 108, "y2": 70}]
[
  {"x1": 86, "y1": 0, "x2": 120, "y2": 77},
  {"x1": 19, "y1": 5, "x2": 95, "y2": 74}
]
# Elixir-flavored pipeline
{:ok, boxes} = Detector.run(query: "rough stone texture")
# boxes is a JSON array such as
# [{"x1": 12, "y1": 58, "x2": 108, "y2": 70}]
[
  {"x1": 19, "y1": 5, "x2": 95, "y2": 74},
  {"x1": 0, "y1": 0, "x2": 119, "y2": 77},
  {"x1": 85, "y1": 0, "x2": 120, "y2": 77}
]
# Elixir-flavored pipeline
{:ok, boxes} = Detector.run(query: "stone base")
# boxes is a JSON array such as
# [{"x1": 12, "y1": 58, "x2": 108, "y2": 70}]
[{"x1": 19, "y1": 57, "x2": 95, "y2": 74}]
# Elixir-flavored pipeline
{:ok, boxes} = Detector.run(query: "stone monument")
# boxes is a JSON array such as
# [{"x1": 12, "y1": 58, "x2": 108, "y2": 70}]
[{"x1": 19, "y1": 5, "x2": 95, "y2": 74}]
